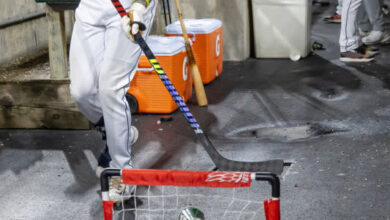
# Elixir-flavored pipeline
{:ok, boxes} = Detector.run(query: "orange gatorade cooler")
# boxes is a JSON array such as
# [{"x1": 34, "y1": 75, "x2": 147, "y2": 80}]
[
  {"x1": 164, "y1": 19, "x2": 223, "y2": 84},
  {"x1": 127, "y1": 36, "x2": 192, "y2": 114}
]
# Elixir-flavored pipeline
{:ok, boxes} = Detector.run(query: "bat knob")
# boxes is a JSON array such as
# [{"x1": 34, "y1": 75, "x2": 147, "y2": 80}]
[{"x1": 130, "y1": 21, "x2": 146, "y2": 31}]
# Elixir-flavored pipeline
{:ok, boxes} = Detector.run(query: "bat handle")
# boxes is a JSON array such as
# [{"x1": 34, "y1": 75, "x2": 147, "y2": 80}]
[{"x1": 191, "y1": 64, "x2": 208, "y2": 106}]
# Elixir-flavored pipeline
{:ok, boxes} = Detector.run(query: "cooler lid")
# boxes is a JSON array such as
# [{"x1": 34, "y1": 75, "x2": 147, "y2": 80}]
[
  {"x1": 252, "y1": 0, "x2": 310, "y2": 5},
  {"x1": 164, "y1": 19, "x2": 222, "y2": 34},
  {"x1": 145, "y1": 36, "x2": 186, "y2": 55}
]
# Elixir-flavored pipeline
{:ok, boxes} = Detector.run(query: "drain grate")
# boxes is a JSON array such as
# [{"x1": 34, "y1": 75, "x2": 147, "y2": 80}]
[{"x1": 310, "y1": 84, "x2": 349, "y2": 101}]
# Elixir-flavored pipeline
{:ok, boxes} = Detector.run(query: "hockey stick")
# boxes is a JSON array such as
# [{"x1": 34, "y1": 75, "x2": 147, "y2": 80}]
[{"x1": 110, "y1": 0, "x2": 284, "y2": 174}]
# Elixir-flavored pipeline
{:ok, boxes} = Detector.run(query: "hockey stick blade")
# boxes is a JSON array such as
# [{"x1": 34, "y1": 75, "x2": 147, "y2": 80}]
[
  {"x1": 133, "y1": 33, "x2": 284, "y2": 175},
  {"x1": 197, "y1": 134, "x2": 284, "y2": 174}
]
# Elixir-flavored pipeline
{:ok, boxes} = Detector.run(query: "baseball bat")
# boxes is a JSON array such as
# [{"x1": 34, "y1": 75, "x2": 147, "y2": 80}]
[{"x1": 174, "y1": 0, "x2": 208, "y2": 107}]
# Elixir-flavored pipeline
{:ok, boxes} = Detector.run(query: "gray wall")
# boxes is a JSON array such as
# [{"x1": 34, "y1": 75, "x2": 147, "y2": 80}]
[{"x1": 0, "y1": 0, "x2": 73, "y2": 67}]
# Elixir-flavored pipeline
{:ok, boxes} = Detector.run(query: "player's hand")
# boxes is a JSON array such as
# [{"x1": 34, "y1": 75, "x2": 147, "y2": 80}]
[
  {"x1": 121, "y1": 15, "x2": 132, "y2": 39},
  {"x1": 121, "y1": 3, "x2": 146, "y2": 39},
  {"x1": 129, "y1": 2, "x2": 146, "y2": 35}
]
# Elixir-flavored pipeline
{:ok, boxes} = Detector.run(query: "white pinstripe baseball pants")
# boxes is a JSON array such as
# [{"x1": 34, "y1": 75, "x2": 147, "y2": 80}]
[
  {"x1": 339, "y1": 0, "x2": 363, "y2": 52},
  {"x1": 69, "y1": 0, "x2": 157, "y2": 169}
]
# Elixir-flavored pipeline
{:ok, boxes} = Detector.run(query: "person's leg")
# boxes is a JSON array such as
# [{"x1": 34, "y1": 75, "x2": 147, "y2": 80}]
[
  {"x1": 358, "y1": 1, "x2": 371, "y2": 33},
  {"x1": 99, "y1": 0, "x2": 158, "y2": 170},
  {"x1": 340, "y1": 0, "x2": 363, "y2": 52},
  {"x1": 337, "y1": 0, "x2": 343, "y2": 14},
  {"x1": 364, "y1": 0, "x2": 384, "y2": 31},
  {"x1": 69, "y1": 10, "x2": 114, "y2": 175},
  {"x1": 361, "y1": 0, "x2": 390, "y2": 44},
  {"x1": 340, "y1": 0, "x2": 376, "y2": 62},
  {"x1": 69, "y1": 16, "x2": 105, "y2": 124},
  {"x1": 324, "y1": 0, "x2": 342, "y2": 23}
]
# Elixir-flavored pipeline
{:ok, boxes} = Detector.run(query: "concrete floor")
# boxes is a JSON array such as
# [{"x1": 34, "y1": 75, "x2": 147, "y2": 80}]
[{"x1": 1, "y1": 2, "x2": 390, "y2": 220}]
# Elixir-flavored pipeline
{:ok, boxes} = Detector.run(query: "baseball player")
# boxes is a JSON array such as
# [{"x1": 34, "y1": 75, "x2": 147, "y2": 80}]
[{"x1": 69, "y1": 0, "x2": 157, "y2": 200}]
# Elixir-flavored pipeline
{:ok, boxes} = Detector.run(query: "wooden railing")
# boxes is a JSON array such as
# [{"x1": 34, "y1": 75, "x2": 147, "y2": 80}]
[{"x1": 35, "y1": 0, "x2": 79, "y2": 79}]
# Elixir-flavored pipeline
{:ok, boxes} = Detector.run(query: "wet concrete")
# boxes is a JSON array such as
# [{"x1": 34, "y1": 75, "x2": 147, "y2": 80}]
[
  {"x1": 233, "y1": 122, "x2": 348, "y2": 142},
  {"x1": 1, "y1": 1, "x2": 390, "y2": 219}
]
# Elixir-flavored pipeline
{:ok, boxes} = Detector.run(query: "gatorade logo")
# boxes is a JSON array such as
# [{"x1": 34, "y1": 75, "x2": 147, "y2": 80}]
[
  {"x1": 182, "y1": 56, "x2": 189, "y2": 81},
  {"x1": 216, "y1": 34, "x2": 221, "y2": 57}
]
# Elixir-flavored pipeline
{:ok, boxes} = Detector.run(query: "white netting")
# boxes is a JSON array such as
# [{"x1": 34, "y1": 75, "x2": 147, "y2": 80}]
[{"x1": 111, "y1": 182, "x2": 268, "y2": 220}]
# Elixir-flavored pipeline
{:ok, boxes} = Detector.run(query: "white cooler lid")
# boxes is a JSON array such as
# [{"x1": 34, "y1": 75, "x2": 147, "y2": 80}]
[
  {"x1": 252, "y1": 0, "x2": 310, "y2": 5},
  {"x1": 164, "y1": 19, "x2": 222, "y2": 34},
  {"x1": 144, "y1": 36, "x2": 186, "y2": 56}
]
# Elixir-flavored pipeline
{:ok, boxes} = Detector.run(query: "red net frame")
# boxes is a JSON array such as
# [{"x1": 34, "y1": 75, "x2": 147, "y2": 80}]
[{"x1": 101, "y1": 169, "x2": 280, "y2": 220}]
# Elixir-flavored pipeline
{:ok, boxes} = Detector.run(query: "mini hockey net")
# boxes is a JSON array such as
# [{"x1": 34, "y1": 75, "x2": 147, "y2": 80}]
[{"x1": 101, "y1": 169, "x2": 280, "y2": 220}]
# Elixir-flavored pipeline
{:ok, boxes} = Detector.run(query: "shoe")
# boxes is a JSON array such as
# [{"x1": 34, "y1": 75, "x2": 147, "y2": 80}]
[
  {"x1": 130, "y1": 126, "x2": 139, "y2": 145},
  {"x1": 324, "y1": 13, "x2": 341, "y2": 23},
  {"x1": 92, "y1": 117, "x2": 106, "y2": 140},
  {"x1": 96, "y1": 146, "x2": 111, "y2": 177},
  {"x1": 109, "y1": 177, "x2": 135, "y2": 203},
  {"x1": 340, "y1": 47, "x2": 375, "y2": 63},
  {"x1": 380, "y1": 32, "x2": 390, "y2": 44},
  {"x1": 95, "y1": 126, "x2": 139, "y2": 178},
  {"x1": 362, "y1": 30, "x2": 390, "y2": 45},
  {"x1": 359, "y1": 29, "x2": 370, "y2": 37},
  {"x1": 358, "y1": 44, "x2": 380, "y2": 56}
]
